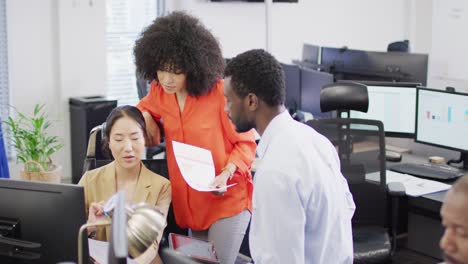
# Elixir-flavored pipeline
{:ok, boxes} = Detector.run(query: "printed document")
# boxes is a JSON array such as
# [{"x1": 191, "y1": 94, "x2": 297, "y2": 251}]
[
  {"x1": 367, "y1": 170, "x2": 451, "y2": 197},
  {"x1": 172, "y1": 141, "x2": 236, "y2": 192}
]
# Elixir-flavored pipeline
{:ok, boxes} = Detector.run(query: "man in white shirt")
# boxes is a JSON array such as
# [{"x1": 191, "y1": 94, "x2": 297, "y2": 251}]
[
  {"x1": 223, "y1": 49, "x2": 355, "y2": 264},
  {"x1": 440, "y1": 175, "x2": 468, "y2": 264}
]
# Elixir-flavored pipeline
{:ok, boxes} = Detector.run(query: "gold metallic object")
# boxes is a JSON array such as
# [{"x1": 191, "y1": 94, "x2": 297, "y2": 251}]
[
  {"x1": 78, "y1": 203, "x2": 166, "y2": 264},
  {"x1": 126, "y1": 204, "x2": 166, "y2": 258}
]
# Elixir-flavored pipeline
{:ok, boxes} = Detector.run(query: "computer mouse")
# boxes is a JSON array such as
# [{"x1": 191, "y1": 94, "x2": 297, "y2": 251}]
[{"x1": 386, "y1": 151, "x2": 402, "y2": 162}]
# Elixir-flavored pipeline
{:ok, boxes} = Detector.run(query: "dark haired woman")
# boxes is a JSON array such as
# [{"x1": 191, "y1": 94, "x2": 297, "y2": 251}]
[
  {"x1": 134, "y1": 11, "x2": 256, "y2": 264},
  {"x1": 79, "y1": 105, "x2": 171, "y2": 264}
]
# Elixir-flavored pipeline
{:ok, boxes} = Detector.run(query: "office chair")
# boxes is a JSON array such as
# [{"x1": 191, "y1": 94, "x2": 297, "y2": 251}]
[
  {"x1": 136, "y1": 71, "x2": 151, "y2": 100},
  {"x1": 306, "y1": 82, "x2": 405, "y2": 264},
  {"x1": 387, "y1": 40, "x2": 410, "y2": 53},
  {"x1": 135, "y1": 71, "x2": 167, "y2": 159},
  {"x1": 82, "y1": 124, "x2": 187, "y2": 249}
]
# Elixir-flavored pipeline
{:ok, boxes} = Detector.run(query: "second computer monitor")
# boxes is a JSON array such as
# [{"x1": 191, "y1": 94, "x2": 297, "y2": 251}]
[
  {"x1": 349, "y1": 81, "x2": 419, "y2": 137},
  {"x1": 300, "y1": 68, "x2": 334, "y2": 118},
  {"x1": 416, "y1": 88, "x2": 468, "y2": 153}
]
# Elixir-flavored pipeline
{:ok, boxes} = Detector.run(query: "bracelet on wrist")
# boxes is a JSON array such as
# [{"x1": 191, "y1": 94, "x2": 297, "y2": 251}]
[{"x1": 222, "y1": 167, "x2": 235, "y2": 180}]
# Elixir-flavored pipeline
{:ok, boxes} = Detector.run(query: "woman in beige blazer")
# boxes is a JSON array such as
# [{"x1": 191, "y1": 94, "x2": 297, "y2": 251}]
[{"x1": 79, "y1": 105, "x2": 171, "y2": 264}]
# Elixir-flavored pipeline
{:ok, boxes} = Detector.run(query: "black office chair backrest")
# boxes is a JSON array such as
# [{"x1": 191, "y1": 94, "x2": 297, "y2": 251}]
[
  {"x1": 136, "y1": 71, "x2": 151, "y2": 99},
  {"x1": 320, "y1": 82, "x2": 369, "y2": 114},
  {"x1": 307, "y1": 118, "x2": 387, "y2": 227},
  {"x1": 387, "y1": 40, "x2": 410, "y2": 52}
]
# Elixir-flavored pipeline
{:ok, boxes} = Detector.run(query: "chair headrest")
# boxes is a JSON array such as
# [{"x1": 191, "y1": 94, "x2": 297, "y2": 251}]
[
  {"x1": 101, "y1": 122, "x2": 107, "y2": 140},
  {"x1": 387, "y1": 40, "x2": 410, "y2": 52},
  {"x1": 320, "y1": 82, "x2": 369, "y2": 113}
]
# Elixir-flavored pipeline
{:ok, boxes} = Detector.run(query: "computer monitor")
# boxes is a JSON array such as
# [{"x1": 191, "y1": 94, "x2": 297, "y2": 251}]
[
  {"x1": 281, "y1": 63, "x2": 301, "y2": 113},
  {"x1": 367, "y1": 51, "x2": 428, "y2": 85},
  {"x1": 321, "y1": 47, "x2": 428, "y2": 85},
  {"x1": 300, "y1": 67, "x2": 334, "y2": 118},
  {"x1": 415, "y1": 88, "x2": 468, "y2": 169},
  {"x1": 348, "y1": 81, "x2": 420, "y2": 137},
  {"x1": 302, "y1": 43, "x2": 320, "y2": 64},
  {"x1": 0, "y1": 179, "x2": 87, "y2": 264},
  {"x1": 321, "y1": 47, "x2": 368, "y2": 78}
]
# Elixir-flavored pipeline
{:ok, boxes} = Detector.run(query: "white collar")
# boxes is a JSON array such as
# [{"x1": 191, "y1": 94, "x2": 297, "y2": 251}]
[{"x1": 256, "y1": 110, "x2": 292, "y2": 159}]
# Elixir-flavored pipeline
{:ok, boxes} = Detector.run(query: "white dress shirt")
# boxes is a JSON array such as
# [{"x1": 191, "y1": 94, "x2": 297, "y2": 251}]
[{"x1": 250, "y1": 111, "x2": 355, "y2": 264}]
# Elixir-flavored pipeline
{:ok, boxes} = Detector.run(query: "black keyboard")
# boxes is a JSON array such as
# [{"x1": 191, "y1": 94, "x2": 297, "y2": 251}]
[{"x1": 390, "y1": 163, "x2": 465, "y2": 181}]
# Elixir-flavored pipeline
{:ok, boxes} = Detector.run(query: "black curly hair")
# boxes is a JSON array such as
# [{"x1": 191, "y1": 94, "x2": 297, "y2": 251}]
[
  {"x1": 134, "y1": 11, "x2": 225, "y2": 97},
  {"x1": 225, "y1": 49, "x2": 285, "y2": 107}
]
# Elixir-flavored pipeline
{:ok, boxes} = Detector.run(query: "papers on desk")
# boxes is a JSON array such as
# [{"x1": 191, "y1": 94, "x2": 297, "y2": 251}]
[
  {"x1": 367, "y1": 170, "x2": 451, "y2": 197},
  {"x1": 88, "y1": 238, "x2": 137, "y2": 264},
  {"x1": 172, "y1": 141, "x2": 237, "y2": 192}
]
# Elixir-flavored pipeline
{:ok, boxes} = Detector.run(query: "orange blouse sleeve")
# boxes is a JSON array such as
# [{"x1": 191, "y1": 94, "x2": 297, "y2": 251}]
[
  {"x1": 136, "y1": 81, "x2": 162, "y2": 122},
  {"x1": 218, "y1": 84, "x2": 256, "y2": 175}
]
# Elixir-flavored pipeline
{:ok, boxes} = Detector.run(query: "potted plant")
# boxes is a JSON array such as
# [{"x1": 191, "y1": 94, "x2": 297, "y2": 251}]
[{"x1": 3, "y1": 104, "x2": 64, "y2": 182}]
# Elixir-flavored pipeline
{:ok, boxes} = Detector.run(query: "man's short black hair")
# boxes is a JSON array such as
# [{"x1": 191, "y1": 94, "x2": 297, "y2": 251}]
[
  {"x1": 134, "y1": 11, "x2": 224, "y2": 97},
  {"x1": 225, "y1": 49, "x2": 285, "y2": 107}
]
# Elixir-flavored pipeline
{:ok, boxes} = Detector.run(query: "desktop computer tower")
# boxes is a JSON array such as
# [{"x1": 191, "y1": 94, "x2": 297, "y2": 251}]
[{"x1": 69, "y1": 96, "x2": 117, "y2": 184}]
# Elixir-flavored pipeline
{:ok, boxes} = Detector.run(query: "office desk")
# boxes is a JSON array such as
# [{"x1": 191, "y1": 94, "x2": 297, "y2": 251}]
[
  {"x1": 363, "y1": 152, "x2": 460, "y2": 260},
  {"x1": 393, "y1": 153, "x2": 447, "y2": 259},
  {"x1": 387, "y1": 153, "x2": 462, "y2": 260},
  {"x1": 406, "y1": 190, "x2": 446, "y2": 259}
]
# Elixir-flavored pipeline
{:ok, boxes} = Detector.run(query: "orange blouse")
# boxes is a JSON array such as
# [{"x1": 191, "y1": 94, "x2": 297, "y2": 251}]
[{"x1": 137, "y1": 80, "x2": 256, "y2": 230}]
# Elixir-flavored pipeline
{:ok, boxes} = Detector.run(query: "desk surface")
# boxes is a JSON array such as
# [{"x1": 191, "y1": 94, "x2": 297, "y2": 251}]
[
  {"x1": 358, "y1": 148, "x2": 462, "y2": 260},
  {"x1": 391, "y1": 152, "x2": 461, "y2": 203}
]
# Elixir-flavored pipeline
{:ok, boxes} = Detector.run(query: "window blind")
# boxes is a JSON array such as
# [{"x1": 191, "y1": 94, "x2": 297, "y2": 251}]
[
  {"x1": 0, "y1": 0, "x2": 11, "y2": 159},
  {"x1": 106, "y1": 0, "x2": 158, "y2": 106}
]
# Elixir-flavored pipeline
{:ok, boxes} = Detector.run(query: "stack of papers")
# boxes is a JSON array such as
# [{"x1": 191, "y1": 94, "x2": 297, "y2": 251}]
[
  {"x1": 172, "y1": 141, "x2": 236, "y2": 192},
  {"x1": 367, "y1": 170, "x2": 451, "y2": 197}
]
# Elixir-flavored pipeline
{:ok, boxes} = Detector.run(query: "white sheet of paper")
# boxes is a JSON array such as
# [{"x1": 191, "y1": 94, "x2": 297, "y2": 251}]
[
  {"x1": 172, "y1": 140, "x2": 237, "y2": 192},
  {"x1": 367, "y1": 170, "x2": 451, "y2": 197},
  {"x1": 88, "y1": 238, "x2": 137, "y2": 264}
]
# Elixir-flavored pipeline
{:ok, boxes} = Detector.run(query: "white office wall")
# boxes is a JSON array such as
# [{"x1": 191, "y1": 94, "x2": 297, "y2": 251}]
[
  {"x1": 6, "y1": 0, "x2": 106, "y2": 180},
  {"x1": 6, "y1": 0, "x2": 61, "y2": 178},
  {"x1": 57, "y1": 0, "x2": 107, "y2": 182},
  {"x1": 409, "y1": 0, "x2": 432, "y2": 54},
  {"x1": 57, "y1": 0, "x2": 107, "y2": 100},
  {"x1": 168, "y1": 0, "x2": 410, "y2": 63}
]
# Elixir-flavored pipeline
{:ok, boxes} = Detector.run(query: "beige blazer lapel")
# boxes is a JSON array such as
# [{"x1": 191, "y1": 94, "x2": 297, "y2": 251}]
[
  {"x1": 132, "y1": 163, "x2": 152, "y2": 204},
  {"x1": 99, "y1": 162, "x2": 118, "y2": 202}
]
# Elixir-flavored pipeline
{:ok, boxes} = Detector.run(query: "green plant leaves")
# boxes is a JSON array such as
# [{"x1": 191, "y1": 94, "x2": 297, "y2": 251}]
[{"x1": 2, "y1": 104, "x2": 63, "y2": 172}]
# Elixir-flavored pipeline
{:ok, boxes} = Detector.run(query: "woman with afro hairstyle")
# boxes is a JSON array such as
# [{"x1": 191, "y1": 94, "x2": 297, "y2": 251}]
[{"x1": 134, "y1": 11, "x2": 256, "y2": 264}]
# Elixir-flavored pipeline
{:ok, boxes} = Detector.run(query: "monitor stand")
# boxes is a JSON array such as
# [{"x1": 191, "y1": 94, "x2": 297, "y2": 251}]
[
  {"x1": 0, "y1": 218, "x2": 41, "y2": 260},
  {"x1": 447, "y1": 152, "x2": 468, "y2": 170}
]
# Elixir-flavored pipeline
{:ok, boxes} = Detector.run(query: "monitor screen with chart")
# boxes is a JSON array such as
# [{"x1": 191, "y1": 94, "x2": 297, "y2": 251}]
[{"x1": 415, "y1": 88, "x2": 468, "y2": 152}]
